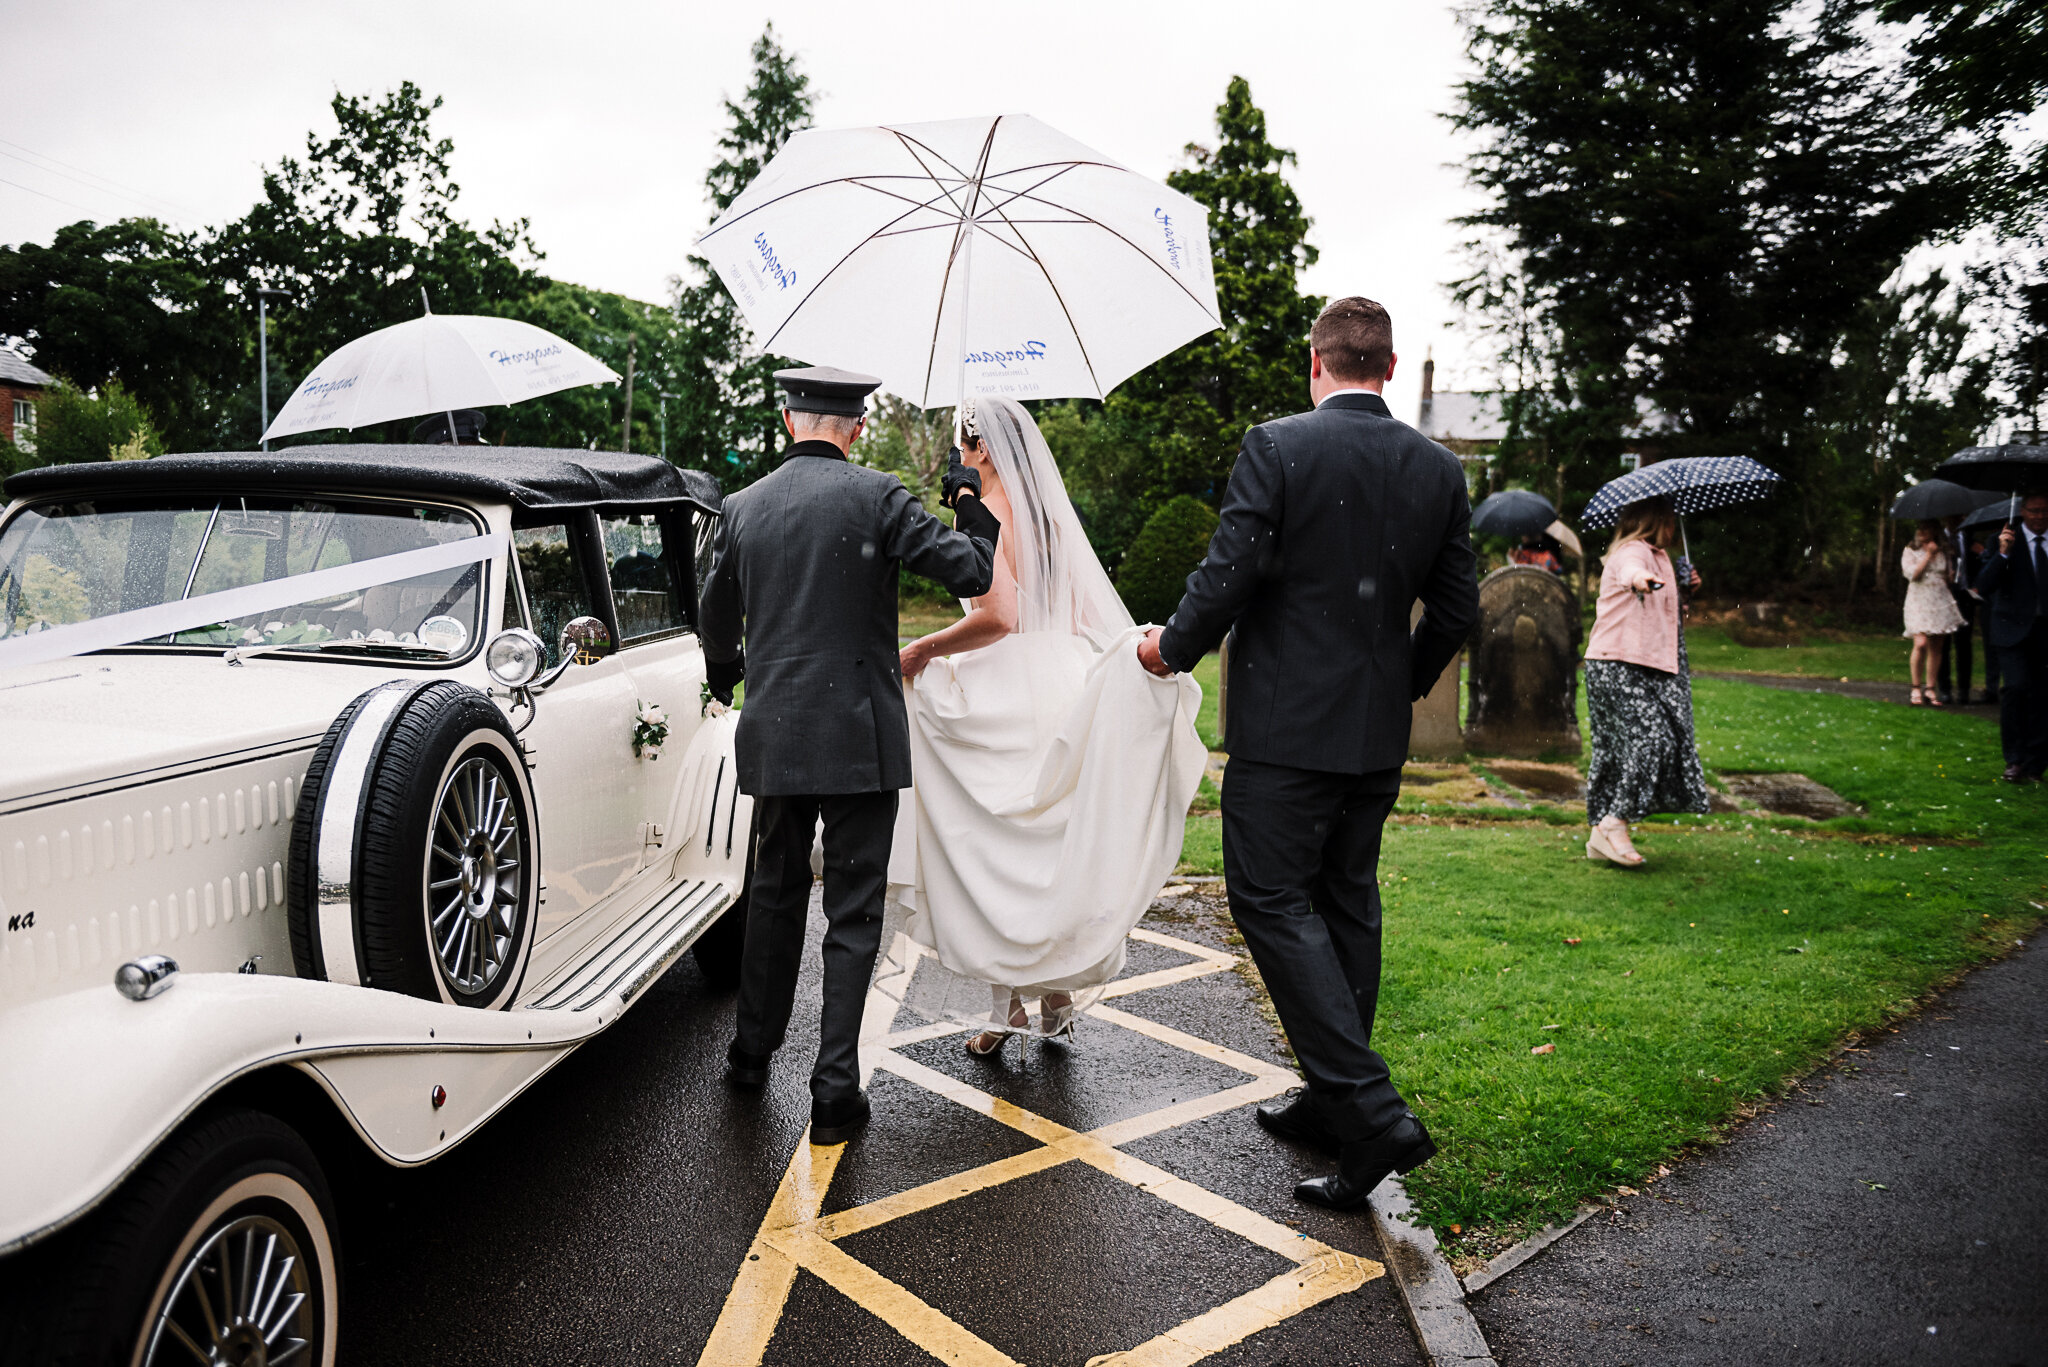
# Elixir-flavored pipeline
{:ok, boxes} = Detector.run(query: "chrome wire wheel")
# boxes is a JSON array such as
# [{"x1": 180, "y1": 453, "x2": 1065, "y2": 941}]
[
  {"x1": 426, "y1": 753, "x2": 527, "y2": 996},
  {"x1": 142, "y1": 1213, "x2": 316, "y2": 1366}
]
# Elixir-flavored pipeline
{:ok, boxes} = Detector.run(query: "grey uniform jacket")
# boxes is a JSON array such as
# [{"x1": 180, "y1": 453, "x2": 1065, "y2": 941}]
[
  {"x1": 699, "y1": 441, "x2": 998, "y2": 796},
  {"x1": 1157, "y1": 391, "x2": 1478, "y2": 775}
]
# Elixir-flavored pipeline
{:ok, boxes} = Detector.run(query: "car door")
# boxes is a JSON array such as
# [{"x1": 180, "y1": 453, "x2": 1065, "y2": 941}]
[
  {"x1": 509, "y1": 513, "x2": 644, "y2": 942},
  {"x1": 600, "y1": 506, "x2": 704, "y2": 875}
]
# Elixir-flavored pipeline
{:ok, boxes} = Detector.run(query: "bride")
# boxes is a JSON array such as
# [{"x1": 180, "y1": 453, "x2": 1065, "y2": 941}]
[{"x1": 883, "y1": 396, "x2": 1207, "y2": 1057}]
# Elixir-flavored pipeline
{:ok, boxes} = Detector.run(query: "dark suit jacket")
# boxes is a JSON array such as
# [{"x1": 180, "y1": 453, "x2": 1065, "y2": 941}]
[
  {"x1": 1157, "y1": 392, "x2": 1479, "y2": 775},
  {"x1": 1975, "y1": 528, "x2": 2045, "y2": 649},
  {"x1": 699, "y1": 441, "x2": 996, "y2": 796}
]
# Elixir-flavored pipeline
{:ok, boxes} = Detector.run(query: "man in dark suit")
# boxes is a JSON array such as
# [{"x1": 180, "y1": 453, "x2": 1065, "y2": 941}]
[
  {"x1": 1975, "y1": 492, "x2": 2048, "y2": 782},
  {"x1": 1139, "y1": 297, "x2": 1478, "y2": 1208},
  {"x1": 699, "y1": 367, "x2": 1000, "y2": 1144}
]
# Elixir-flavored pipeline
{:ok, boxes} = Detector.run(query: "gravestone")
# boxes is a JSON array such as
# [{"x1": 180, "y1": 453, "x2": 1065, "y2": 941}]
[
  {"x1": 1464, "y1": 566, "x2": 1580, "y2": 756},
  {"x1": 1408, "y1": 600, "x2": 1463, "y2": 759}
]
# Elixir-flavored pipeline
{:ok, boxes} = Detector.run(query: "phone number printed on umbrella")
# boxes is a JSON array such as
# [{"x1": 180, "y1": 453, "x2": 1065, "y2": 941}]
[{"x1": 754, "y1": 232, "x2": 797, "y2": 290}]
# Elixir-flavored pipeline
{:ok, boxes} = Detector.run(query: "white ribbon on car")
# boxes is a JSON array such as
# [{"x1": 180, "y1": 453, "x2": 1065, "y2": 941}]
[{"x1": 0, "y1": 532, "x2": 507, "y2": 673}]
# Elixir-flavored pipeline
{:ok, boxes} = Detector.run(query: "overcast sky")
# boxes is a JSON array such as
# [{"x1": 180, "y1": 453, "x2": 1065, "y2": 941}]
[{"x1": 3, "y1": 0, "x2": 1494, "y2": 421}]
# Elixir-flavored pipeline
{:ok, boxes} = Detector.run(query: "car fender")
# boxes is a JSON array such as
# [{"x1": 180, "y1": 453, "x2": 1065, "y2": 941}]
[{"x1": 0, "y1": 972, "x2": 612, "y2": 1255}]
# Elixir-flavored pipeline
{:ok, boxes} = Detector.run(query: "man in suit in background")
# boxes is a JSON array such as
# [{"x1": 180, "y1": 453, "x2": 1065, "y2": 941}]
[
  {"x1": 1139, "y1": 297, "x2": 1479, "y2": 1208},
  {"x1": 1976, "y1": 492, "x2": 2048, "y2": 782},
  {"x1": 699, "y1": 367, "x2": 1001, "y2": 1144}
]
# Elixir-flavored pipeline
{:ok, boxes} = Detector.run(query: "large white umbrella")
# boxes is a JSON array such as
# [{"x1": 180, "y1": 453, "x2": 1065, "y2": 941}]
[
  {"x1": 262, "y1": 311, "x2": 620, "y2": 441},
  {"x1": 693, "y1": 114, "x2": 1221, "y2": 409}
]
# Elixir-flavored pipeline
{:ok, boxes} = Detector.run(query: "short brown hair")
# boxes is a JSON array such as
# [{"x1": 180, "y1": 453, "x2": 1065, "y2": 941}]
[{"x1": 1311, "y1": 297, "x2": 1393, "y2": 382}]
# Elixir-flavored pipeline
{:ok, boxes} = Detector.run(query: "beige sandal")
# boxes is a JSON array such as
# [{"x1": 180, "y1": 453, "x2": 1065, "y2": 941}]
[{"x1": 1587, "y1": 820, "x2": 1645, "y2": 867}]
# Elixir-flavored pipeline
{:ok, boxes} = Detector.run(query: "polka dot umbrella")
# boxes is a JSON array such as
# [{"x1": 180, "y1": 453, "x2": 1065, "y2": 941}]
[{"x1": 1579, "y1": 456, "x2": 1783, "y2": 530}]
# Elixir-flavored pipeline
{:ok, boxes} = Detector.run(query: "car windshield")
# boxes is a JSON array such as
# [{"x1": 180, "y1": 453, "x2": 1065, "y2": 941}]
[{"x1": 0, "y1": 494, "x2": 486, "y2": 658}]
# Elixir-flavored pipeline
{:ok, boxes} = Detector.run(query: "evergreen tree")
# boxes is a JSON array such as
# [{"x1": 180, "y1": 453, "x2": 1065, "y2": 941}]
[
  {"x1": 1450, "y1": 0, "x2": 1957, "y2": 592},
  {"x1": 671, "y1": 24, "x2": 815, "y2": 487},
  {"x1": 1053, "y1": 77, "x2": 1321, "y2": 566},
  {"x1": 1879, "y1": 0, "x2": 2048, "y2": 235}
]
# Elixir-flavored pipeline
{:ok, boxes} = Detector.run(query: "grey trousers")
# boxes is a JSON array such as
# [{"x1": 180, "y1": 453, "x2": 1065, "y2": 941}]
[{"x1": 734, "y1": 790, "x2": 897, "y2": 1104}]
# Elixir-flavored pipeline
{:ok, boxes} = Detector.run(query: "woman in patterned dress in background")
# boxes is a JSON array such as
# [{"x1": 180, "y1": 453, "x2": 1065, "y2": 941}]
[
  {"x1": 1900, "y1": 519, "x2": 1965, "y2": 707},
  {"x1": 1581, "y1": 496, "x2": 1710, "y2": 867}
]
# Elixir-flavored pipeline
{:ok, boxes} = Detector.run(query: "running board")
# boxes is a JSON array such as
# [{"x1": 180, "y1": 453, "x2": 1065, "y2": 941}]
[{"x1": 520, "y1": 878, "x2": 735, "y2": 1013}]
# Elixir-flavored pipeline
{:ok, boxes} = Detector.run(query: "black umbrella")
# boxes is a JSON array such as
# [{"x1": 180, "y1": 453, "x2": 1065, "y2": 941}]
[
  {"x1": 1471, "y1": 489, "x2": 1559, "y2": 539},
  {"x1": 1934, "y1": 442, "x2": 2048, "y2": 494},
  {"x1": 1889, "y1": 478, "x2": 1984, "y2": 520},
  {"x1": 1961, "y1": 497, "x2": 2016, "y2": 531}
]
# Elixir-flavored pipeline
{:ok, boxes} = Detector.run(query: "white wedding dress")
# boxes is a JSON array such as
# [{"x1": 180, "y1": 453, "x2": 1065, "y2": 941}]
[{"x1": 875, "y1": 399, "x2": 1206, "y2": 1037}]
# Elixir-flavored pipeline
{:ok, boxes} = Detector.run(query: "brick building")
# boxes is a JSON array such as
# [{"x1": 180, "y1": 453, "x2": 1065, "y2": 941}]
[{"x1": 0, "y1": 347, "x2": 54, "y2": 453}]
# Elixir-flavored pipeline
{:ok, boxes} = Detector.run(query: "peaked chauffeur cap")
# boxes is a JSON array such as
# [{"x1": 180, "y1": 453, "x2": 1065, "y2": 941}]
[{"x1": 775, "y1": 365, "x2": 882, "y2": 417}]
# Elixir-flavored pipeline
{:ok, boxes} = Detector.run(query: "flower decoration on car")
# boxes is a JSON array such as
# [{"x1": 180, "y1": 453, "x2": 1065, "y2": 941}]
[
  {"x1": 699, "y1": 681, "x2": 731, "y2": 719},
  {"x1": 633, "y1": 701, "x2": 670, "y2": 760}
]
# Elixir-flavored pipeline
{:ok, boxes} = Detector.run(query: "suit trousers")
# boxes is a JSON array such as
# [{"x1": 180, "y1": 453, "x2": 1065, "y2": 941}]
[
  {"x1": 1937, "y1": 586, "x2": 1974, "y2": 699},
  {"x1": 734, "y1": 790, "x2": 898, "y2": 1104},
  {"x1": 1995, "y1": 621, "x2": 2048, "y2": 774},
  {"x1": 1221, "y1": 756, "x2": 1408, "y2": 1141}
]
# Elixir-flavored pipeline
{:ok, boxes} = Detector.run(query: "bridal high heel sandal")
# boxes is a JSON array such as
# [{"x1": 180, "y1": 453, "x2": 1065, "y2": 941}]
[
  {"x1": 1040, "y1": 993, "x2": 1077, "y2": 1045},
  {"x1": 966, "y1": 997, "x2": 1029, "y2": 1058},
  {"x1": 1586, "y1": 819, "x2": 1645, "y2": 867}
]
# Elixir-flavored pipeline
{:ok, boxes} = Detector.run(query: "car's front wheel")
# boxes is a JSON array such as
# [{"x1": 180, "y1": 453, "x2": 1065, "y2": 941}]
[{"x1": 23, "y1": 1109, "x2": 340, "y2": 1367}]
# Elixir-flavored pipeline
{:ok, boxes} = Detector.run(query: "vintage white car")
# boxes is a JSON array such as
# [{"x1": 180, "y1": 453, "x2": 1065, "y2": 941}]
[{"x1": 0, "y1": 445, "x2": 754, "y2": 1366}]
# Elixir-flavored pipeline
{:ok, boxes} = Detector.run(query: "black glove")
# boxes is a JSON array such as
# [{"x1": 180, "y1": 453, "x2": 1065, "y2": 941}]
[
  {"x1": 953, "y1": 492, "x2": 1002, "y2": 545},
  {"x1": 705, "y1": 652, "x2": 744, "y2": 706},
  {"x1": 940, "y1": 445, "x2": 982, "y2": 509}
]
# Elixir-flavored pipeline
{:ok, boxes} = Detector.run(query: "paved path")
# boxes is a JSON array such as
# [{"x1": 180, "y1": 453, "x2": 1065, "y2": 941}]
[
  {"x1": 337, "y1": 889, "x2": 1424, "y2": 1366},
  {"x1": 1469, "y1": 940, "x2": 2047, "y2": 1366},
  {"x1": 1694, "y1": 671, "x2": 2000, "y2": 720}
]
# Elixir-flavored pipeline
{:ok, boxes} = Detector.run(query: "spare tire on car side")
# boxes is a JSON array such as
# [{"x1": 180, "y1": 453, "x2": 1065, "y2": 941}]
[{"x1": 288, "y1": 680, "x2": 540, "y2": 1010}]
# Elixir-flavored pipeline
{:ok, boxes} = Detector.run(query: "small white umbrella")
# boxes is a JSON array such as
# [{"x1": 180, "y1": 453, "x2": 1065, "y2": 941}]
[
  {"x1": 262, "y1": 309, "x2": 620, "y2": 442},
  {"x1": 694, "y1": 114, "x2": 1221, "y2": 408}
]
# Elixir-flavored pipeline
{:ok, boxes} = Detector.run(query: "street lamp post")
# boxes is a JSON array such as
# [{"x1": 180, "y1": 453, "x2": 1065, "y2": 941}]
[
  {"x1": 657, "y1": 391, "x2": 671, "y2": 462},
  {"x1": 254, "y1": 286, "x2": 293, "y2": 451}
]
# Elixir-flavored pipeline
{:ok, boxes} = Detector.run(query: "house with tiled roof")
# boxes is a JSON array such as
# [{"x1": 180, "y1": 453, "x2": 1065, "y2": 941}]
[{"x1": 0, "y1": 347, "x2": 54, "y2": 453}]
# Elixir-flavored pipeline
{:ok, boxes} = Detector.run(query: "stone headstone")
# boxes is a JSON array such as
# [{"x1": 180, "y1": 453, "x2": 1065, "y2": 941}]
[
  {"x1": 1464, "y1": 566, "x2": 1580, "y2": 757},
  {"x1": 1408, "y1": 600, "x2": 1463, "y2": 760}
]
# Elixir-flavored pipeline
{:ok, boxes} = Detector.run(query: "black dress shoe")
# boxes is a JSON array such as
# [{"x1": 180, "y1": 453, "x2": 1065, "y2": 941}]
[
  {"x1": 726, "y1": 1040, "x2": 771, "y2": 1088},
  {"x1": 810, "y1": 1092, "x2": 870, "y2": 1146},
  {"x1": 2004, "y1": 763, "x2": 2029, "y2": 784},
  {"x1": 1937, "y1": 689, "x2": 1955, "y2": 706},
  {"x1": 1294, "y1": 1112, "x2": 1437, "y2": 1211},
  {"x1": 1256, "y1": 1092, "x2": 1341, "y2": 1152}
]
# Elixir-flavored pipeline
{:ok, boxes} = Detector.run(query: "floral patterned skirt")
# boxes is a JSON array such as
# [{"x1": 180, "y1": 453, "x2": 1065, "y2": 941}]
[{"x1": 1584, "y1": 639, "x2": 1710, "y2": 825}]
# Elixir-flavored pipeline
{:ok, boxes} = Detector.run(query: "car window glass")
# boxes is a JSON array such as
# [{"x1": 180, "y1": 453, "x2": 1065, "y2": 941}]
[
  {"x1": 0, "y1": 497, "x2": 483, "y2": 658},
  {"x1": 602, "y1": 512, "x2": 683, "y2": 642},
  {"x1": 513, "y1": 525, "x2": 594, "y2": 668}
]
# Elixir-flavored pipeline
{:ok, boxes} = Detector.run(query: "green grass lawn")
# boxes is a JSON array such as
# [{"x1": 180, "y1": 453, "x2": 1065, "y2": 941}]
[
  {"x1": 1684, "y1": 623, "x2": 1911, "y2": 682},
  {"x1": 1178, "y1": 673, "x2": 2046, "y2": 1249}
]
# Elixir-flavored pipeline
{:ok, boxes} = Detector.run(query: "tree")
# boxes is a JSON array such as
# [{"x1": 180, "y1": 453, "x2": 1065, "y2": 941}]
[
  {"x1": 1115, "y1": 495, "x2": 1220, "y2": 624},
  {"x1": 29, "y1": 379, "x2": 165, "y2": 466},
  {"x1": 1879, "y1": 0, "x2": 2048, "y2": 235},
  {"x1": 1450, "y1": 0, "x2": 1958, "y2": 591},
  {"x1": 208, "y1": 81, "x2": 545, "y2": 446},
  {"x1": 1048, "y1": 77, "x2": 1321, "y2": 567},
  {"x1": 670, "y1": 24, "x2": 815, "y2": 488},
  {"x1": 0, "y1": 218, "x2": 235, "y2": 451}
]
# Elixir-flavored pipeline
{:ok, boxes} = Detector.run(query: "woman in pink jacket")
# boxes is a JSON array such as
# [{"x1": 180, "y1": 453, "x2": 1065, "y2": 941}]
[{"x1": 1582, "y1": 496, "x2": 1710, "y2": 865}]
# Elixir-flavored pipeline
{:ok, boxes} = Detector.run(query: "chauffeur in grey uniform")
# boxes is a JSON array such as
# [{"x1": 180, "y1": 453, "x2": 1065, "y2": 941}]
[{"x1": 698, "y1": 367, "x2": 1001, "y2": 1144}]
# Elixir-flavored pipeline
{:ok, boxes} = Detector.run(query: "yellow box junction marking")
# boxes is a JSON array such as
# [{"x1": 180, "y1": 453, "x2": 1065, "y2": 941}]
[{"x1": 697, "y1": 927, "x2": 1385, "y2": 1367}]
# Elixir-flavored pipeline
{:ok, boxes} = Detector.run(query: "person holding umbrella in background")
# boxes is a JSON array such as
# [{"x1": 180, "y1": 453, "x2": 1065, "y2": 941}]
[
  {"x1": 1580, "y1": 495, "x2": 1710, "y2": 865},
  {"x1": 1901, "y1": 519, "x2": 1966, "y2": 706},
  {"x1": 1935, "y1": 514, "x2": 1980, "y2": 705},
  {"x1": 1975, "y1": 492, "x2": 2048, "y2": 781}
]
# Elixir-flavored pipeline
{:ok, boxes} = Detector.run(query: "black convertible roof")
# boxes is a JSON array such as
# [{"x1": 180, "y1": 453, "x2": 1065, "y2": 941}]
[{"x1": 3, "y1": 444, "x2": 723, "y2": 514}]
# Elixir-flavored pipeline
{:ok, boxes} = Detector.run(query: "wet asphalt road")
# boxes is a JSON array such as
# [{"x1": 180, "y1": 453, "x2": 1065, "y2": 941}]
[
  {"x1": 1470, "y1": 940, "x2": 2048, "y2": 1366},
  {"x1": 336, "y1": 888, "x2": 1422, "y2": 1366}
]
